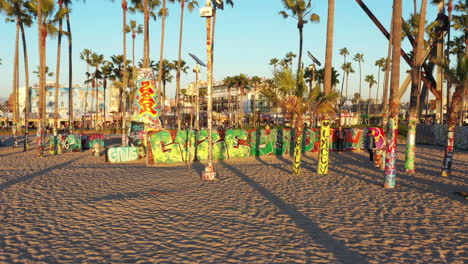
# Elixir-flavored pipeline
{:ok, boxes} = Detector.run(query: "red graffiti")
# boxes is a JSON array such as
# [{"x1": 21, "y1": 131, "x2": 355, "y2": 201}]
[{"x1": 138, "y1": 81, "x2": 158, "y2": 116}]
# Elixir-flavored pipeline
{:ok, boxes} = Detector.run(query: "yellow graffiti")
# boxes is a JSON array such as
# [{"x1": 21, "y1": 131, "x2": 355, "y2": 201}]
[
  {"x1": 138, "y1": 81, "x2": 158, "y2": 117},
  {"x1": 317, "y1": 120, "x2": 330, "y2": 175}
]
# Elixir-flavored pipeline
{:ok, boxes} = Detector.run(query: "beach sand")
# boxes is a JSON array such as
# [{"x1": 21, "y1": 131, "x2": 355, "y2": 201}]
[{"x1": 0, "y1": 136, "x2": 466, "y2": 263}]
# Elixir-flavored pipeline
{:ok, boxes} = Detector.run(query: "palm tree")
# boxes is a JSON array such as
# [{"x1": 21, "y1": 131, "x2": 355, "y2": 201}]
[
  {"x1": 90, "y1": 52, "x2": 104, "y2": 128},
  {"x1": 385, "y1": 0, "x2": 403, "y2": 189},
  {"x1": 1, "y1": 0, "x2": 34, "y2": 150},
  {"x1": 364, "y1": 74, "x2": 376, "y2": 124},
  {"x1": 262, "y1": 68, "x2": 339, "y2": 174},
  {"x1": 405, "y1": 0, "x2": 427, "y2": 174},
  {"x1": 353, "y1": 53, "x2": 364, "y2": 123},
  {"x1": 155, "y1": 59, "x2": 175, "y2": 109},
  {"x1": 323, "y1": 0, "x2": 335, "y2": 95},
  {"x1": 222, "y1": 76, "x2": 236, "y2": 127},
  {"x1": 374, "y1": 58, "x2": 386, "y2": 106},
  {"x1": 341, "y1": 62, "x2": 354, "y2": 107},
  {"x1": 157, "y1": 0, "x2": 168, "y2": 116},
  {"x1": 233, "y1": 73, "x2": 250, "y2": 127},
  {"x1": 53, "y1": 1, "x2": 68, "y2": 131},
  {"x1": 439, "y1": 55, "x2": 468, "y2": 176},
  {"x1": 126, "y1": 19, "x2": 142, "y2": 68},
  {"x1": 33, "y1": 66, "x2": 54, "y2": 78},
  {"x1": 80, "y1": 48, "x2": 92, "y2": 128},
  {"x1": 339, "y1": 48, "x2": 349, "y2": 96},
  {"x1": 101, "y1": 61, "x2": 113, "y2": 125},
  {"x1": 279, "y1": 0, "x2": 319, "y2": 77},
  {"x1": 250, "y1": 75, "x2": 262, "y2": 127},
  {"x1": 270, "y1": 58, "x2": 279, "y2": 71},
  {"x1": 169, "y1": 0, "x2": 198, "y2": 130}
]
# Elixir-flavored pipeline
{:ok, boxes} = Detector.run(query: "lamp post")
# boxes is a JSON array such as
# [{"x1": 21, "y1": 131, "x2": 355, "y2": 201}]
[
  {"x1": 200, "y1": 0, "x2": 218, "y2": 180},
  {"x1": 194, "y1": 64, "x2": 200, "y2": 130}
]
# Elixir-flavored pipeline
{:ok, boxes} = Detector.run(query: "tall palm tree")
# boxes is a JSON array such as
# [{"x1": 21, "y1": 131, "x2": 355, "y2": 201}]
[
  {"x1": 169, "y1": 0, "x2": 198, "y2": 130},
  {"x1": 341, "y1": 62, "x2": 354, "y2": 106},
  {"x1": 222, "y1": 76, "x2": 236, "y2": 127},
  {"x1": 157, "y1": 0, "x2": 168, "y2": 116},
  {"x1": 80, "y1": 48, "x2": 92, "y2": 128},
  {"x1": 101, "y1": 61, "x2": 113, "y2": 125},
  {"x1": 90, "y1": 52, "x2": 104, "y2": 128},
  {"x1": 339, "y1": 47, "x2": 349, "y2": 98},
  {"x1": 279, "y1": 0, "x2": 319, "y2": 77},
  {"x1": 405, "y1": 0, "x2": 427, "y2": 174},
  {"x1": 269, "y1": 58, "x2": 279, "y2": 71},
  {"x1": 374, "y1": 58, "x2": 386, "y2": 106},
  {"x1": 385, "y1": 0, "x2": 403, "y2": 189},
  {"x1": 53, "y1": 1, "x2": 68, "y2": 130},
  {"x1": 353, "y1": 52, "x2": 364, "y2": 123},
  {"x1": 155, "y1": 59, "x2": 175, "y2": 109},
  {"x1": 323, "y1": 0, "x2": 334, "y2": 95},
  {"x1": 126, "y1": 19, "x2": 142, "y2": 69},
  {"x1": 364, "y1": 74, "x2": 376, "y2": 124},
  {"x1": 1, "y1": 0, "x2": 33, "y2": 150}
]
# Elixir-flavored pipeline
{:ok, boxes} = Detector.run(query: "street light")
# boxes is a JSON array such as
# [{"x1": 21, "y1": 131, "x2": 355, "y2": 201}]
[{"x1": 188, "y1": 53, "x2": 206, "y2": 131}]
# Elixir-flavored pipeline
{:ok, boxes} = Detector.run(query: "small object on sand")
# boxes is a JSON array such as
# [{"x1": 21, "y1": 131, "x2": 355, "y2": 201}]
[
  {"x1": 454, "y1": 192, "x2": 468, "y2": 200},
  {"x1": 202, "y1": 166, "x2": 217, "y2": 181}
]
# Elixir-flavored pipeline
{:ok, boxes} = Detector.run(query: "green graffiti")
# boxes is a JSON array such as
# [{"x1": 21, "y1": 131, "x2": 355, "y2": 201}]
[
  {"x1": 225, "y1": 129, "x2": 250, "y2": 159},
  {"x1": 250, "y1": 130, "x2": 276, "y2": 156},
  {"x1": 292, "y1": 132, "x2": 303, "y2": 175},
  {"x1": 404, "y1": 119, "x2": 417, "y2": 173}
]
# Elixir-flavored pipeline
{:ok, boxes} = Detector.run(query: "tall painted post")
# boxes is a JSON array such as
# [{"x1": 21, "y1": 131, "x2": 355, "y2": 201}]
[
  {"x1": 195, "y1": 64, "x2": 200, "y2": 131},
  {"x1": 317, "y1": 120, "x2": 331, "y2": 174},
  {"x1": 201, "y1": 0, "x2": 216, "y2": 180}
]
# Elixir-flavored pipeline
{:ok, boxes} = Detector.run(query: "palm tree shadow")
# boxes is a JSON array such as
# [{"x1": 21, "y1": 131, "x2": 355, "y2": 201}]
[{"x1": 220, "y1": 160, "x2": 367, "y2": 264}]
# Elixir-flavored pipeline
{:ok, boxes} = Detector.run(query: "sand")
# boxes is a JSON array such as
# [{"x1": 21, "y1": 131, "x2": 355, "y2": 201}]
[{"x1": 0, "y1": 136, "x2": 467, "y2": 263}]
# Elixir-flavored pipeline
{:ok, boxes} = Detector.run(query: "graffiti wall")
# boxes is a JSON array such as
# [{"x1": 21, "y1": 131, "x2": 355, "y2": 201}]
[
  {"x1": 87, "y1": 133, "x2": 105, "y2": 148},
  {"x1": 147, "y1": 127, "x2": 385, "y2": 165},
  {"x1": 107, "y1": 146, "x2": 143, "y2": 163},
  {"x1": 48, "y1": 134, "x2": 82, "y2": 153},
  {"x1": 416, "y1": 125, "x2": 468, "y2": 150}
]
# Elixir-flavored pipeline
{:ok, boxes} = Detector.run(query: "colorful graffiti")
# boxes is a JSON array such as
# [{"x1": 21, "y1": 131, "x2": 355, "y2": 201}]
[
  {"x1": 384, "y1": 117, "x2": 398, "y2": 188},
  {"x1": 292, "y1": 129, "x2": 303, "y2": 175},
  {"x1": 107, "y1": 146, "x2": 141, "y2": 163},
  {"x1": 405, "y1": 119, "x2": 417, "y2": 173},
  {"x1": 441, "y1": 129, "x2": 455, "y2": 177},
  {"x1": 48, "y1": 134, "x2": 82, "y2": 153},
  {"x1": 132, "y1": 68, "x2": 161, "y2": 129},
  {"x1": 88, "y1": 134, "x2": 105, "y2": 148},
  {"x1": 146, "y1": 127, "x2": 385, "y2": 165},
  {"x1": 317, "y1": 121, "x2": 331, "y2": 175},
  {"x1": 129, "y1": 121, "x2": 146, "y2": 147}
]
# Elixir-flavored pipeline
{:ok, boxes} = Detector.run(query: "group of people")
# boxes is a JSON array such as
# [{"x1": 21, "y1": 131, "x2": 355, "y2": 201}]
[{"x1": 335, "y1": 126, "x2": 377, "y2": 162}]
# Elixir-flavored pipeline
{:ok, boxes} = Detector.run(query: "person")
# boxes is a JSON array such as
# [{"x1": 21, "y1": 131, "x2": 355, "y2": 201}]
[
  {"x1": 335, "y1": 126, "x2": 345, "y2": 154},
  {"x1": 365, "y1": 130, "x2": 376, "y2": 161}
]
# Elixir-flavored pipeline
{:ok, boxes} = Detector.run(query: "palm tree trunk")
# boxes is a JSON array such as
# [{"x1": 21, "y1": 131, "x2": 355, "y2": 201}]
[
  {"x1": 367, "y1": 85, "x2": 372, "y2": 124},
  {"x1": 176, "y1": 1, "x2": 186, "y2": 130},
  {"x1": 20, "y1": 20, "x2": 30, "y2": 151},
  {"x1": 297, "y1": 24, "x2": 303, "y2": 76},
  {"x1": 441, "y1": 82, "x2": 465, "y2": 176},
  {"x1": 54, "y1": 6, "x2": 63, "y2": 131},
  {"x1": 122, "y1": 0, "x2": 128, "y2": 136},
  {"x1": 323, "y1": 0, "x2": 335, "y2": 95},
  {"x1": 158, "y1": 0, "x2": 167, "y2": 122},
  {"x1": 405, "y1": 0, "x2": 427, "y2": 174},
  {"x1": 382, "y1": 15, "x2": 393, "y2": 128},
  {"x1": 13, "y1": 22, "x2": 20, "y2": 149},
  {"x1": 65, "y1": 5, "x2": 73, "y2": 133},
  {"x1": 37, "y1": 0, "x2": 44, "y2": 157},
  {"x1": 143, "y1": 0, "x2": 149, "y2": 67},
  {"x1": 384, "y1": 0, "x2": 403, "y2": 189}
]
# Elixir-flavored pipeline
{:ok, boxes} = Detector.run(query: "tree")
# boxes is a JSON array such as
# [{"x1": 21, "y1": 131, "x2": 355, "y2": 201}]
[
  {"x1": 341, "y1": 62, "x2": 354, "y2": 106},
  {"x1": 261, "y1": 67, "x2": 339, "y2": 174},
  {"x1": 364, "y1": 74, "x2": 376, "y2": 124},
  {"x1": 279, "y1": 0, "x2": 319, "y2": 76},
  {"x1": 222, "y1": 76, "x2": 236, "y2": 127},
  {"x1": 155, "y1": 59, "x2": 175, "y2": 109},
  {"x1": 80, "y1": 48, "x2": 92, "y2": 128},
  {"x1": 353, "y1": 53, "x2": 364, "y2": 123},
  {"x1": 269, "y1": 58, "x2": 279, "y2": 71},
  {"x1": 233, "y1": 73, "x2": 250, "y2": 127},
  {"x1": 53, "y1": 0, "x2": 68, "y2": 130},
  {"x1": 33, "y1": 65, "x2": 54, "y2": 78},
  {"x1": 1, "y1": 0, "x2": 33, "y2": 150},
  {"x1": 315, "y1": 67, "x2": 340, "y2": 88},
  {"x1": 374, "y1": 58, "x2": 386, "y2": 106},
  {"x1": 405, "y1": 0, "x2": 427, "y2": 174},
  {"x1": 90, "y1": 52, "x2": 104, "y2": 128},
  {"x1": 250, "y1": 75, "x2": 262, "y2": 127},
  {"x1": 126, "y1": 19, "x2": 142, "y2": 68},
  {"x1": 339, "y1": 47, "x2": 349, "y2": 98},
  {"x1": 384, "y1": 0, "x2": 403, "y2": 189},
  {"x1": 100, "y1": 61, "x2": 113, "y2": 125},
  {"x1": 323, "y1": 0, "x2": 335, "y2": 95},
  {"x1": 169, "y1": 0, "x2": 198, "y2": 130}
]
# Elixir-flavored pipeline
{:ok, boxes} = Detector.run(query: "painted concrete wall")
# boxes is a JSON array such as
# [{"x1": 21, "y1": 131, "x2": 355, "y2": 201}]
[{"x1": 147, "y1": 127, "x2": 385, "y2": 165}]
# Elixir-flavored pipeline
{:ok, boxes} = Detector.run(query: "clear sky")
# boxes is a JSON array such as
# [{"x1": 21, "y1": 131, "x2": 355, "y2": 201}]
[{"x1": 0, "y1": 0, "x2": 442, "y2": 101}]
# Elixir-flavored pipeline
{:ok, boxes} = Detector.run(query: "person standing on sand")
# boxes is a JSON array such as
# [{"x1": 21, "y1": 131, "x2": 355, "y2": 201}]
[
  {"x1": 365, "y1": 129, "x2": 376, "y2": 161},
  {"x1": 336, "y1": 126, "x2": 345, "y2": 154}
]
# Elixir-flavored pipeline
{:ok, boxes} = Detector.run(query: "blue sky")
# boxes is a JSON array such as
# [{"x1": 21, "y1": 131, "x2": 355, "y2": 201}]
[{"x1": 0, "y1": 0, "x2": 442, "y2": 101}]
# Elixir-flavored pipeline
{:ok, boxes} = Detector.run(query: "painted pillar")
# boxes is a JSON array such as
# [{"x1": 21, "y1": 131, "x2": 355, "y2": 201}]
[
  {"x1": 441, "y1": 127, "x2": 455, "y2": 176},
  {"x1": 292, "y1": 118, "x2": 304, "y2": 175},
  {"x1": 384, "y1": 117, "x2": 398, "y2": 188},
  {"x1": 404, "y1": 119, "x2": 416, "y2": 173},
  {"x1": 317, "y1": 120, "x2": 331, "y2": 174}
]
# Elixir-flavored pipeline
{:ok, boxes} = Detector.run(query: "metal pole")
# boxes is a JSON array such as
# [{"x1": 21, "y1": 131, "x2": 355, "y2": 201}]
[
  {"x1": 202, "y1": 0, "x2": 216, "y2": 180},
  {"x1": 195, "y1": 66, "x2": 200, "y2": 131}
]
